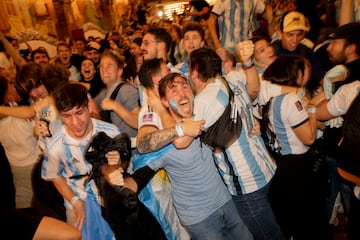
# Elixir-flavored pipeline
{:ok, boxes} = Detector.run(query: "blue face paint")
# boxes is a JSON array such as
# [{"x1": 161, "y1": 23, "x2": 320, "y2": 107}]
[{"x1": 169, "y1": 98, "x2": 179, "y2": 113}]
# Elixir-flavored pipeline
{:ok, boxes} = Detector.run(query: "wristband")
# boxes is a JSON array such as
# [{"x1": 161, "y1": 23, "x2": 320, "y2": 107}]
[
  {"x1": 307, "y1": 107, "x2": 316, "y2": 113},
  {"x1": 243, "y1": 60, "x2": 254, "y2": 70},
  {"x1": 175, "y1": 123, "x2": 184, "y2": 137},
  {"x1": 70, "y1": 196, "x2": 80, "y2": 206}
]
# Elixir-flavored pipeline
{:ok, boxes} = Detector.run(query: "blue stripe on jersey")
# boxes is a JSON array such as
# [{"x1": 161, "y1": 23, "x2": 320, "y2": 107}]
[
  {"x1": 239, "y1": 0, "x2": 245, "y2": 41},
  {"x1": 273, "y1": 95, "x2": 292, "y2": 154},
  {"x1": 213, "y1": 78, "x2": 275, "y2": 195},
  {"x1": 95, "y1": 120, "x2": 121, "y2": 134},
  {"x1": 230, "y1": 1, "x2": 236, "y2": 44},
  {"x1": 216, "y1": 87, "x2": 229, "y2": 107}
]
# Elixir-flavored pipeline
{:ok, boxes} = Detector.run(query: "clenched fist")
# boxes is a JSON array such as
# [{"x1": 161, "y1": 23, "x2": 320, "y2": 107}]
[{"x1": 236, "y1": 40, "x2": 255, "y2": 64}]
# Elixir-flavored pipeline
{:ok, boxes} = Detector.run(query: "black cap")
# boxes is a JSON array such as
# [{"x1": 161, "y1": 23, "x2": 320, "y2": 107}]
[{"x1": 329, "y1": 22, "x2": 360, "y2": 46}]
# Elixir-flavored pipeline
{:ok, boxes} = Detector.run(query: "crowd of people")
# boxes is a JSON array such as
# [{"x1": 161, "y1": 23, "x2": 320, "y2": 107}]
[{"x1": 1, "y1": 0, "x2": 360, "y2": 239}]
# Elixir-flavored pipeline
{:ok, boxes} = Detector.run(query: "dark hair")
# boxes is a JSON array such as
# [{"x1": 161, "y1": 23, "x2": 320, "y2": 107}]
[
  {"x1": 251, "y1": 34, "x2": 271, "y2": 45},
  {"x1": 16, "y1": 63, "x2": 42, "y2": 95},
  {"x1": 57, "y1": 42, "x2": 71, "y2": 52},
  {"x1": 146, "y1": 27, "x2": 172, "y2": 52},
  {"x1": 53, "y1": 83, "x2": 89, "y2": 112},
  {"x1": 171, "y1": 24, "x2": 183, "y2": 38},
  {"x1": 263, "y1": 55, "x2": 306, "y2": 87},
  {"x1": 189, "y1": 48, "x2": 222, "y2": 81},
  {"x1": 222, "y1": 49, "x2": 237, "y2": 67},
  {"x1": 42, "y1": 64, "x2": 70, "y2": 94},
  {"x1": 138, "y1": 58, "x2": 164, "y2": 88},
  {"x1": 30, "y1": 47, "x2": 50, "y2": 62},
  {"x1": 74, "y1": 38, "x2": 87, "y2": 44},
  {"x1": 158, "y1": 73, "x2": 185, "y2": 98},
  {"x1": 16, "y1": 63, "x2": 69, "y2": 95},
  {"x1": 132, "y1": 37, "x2": 143, "y2": 47},
  {"x1": 183, "y1": 21, "x2": 205, "y2": 40},
  {"x1": 261, "y1": 55, "x2": 307, "y2": 152}
]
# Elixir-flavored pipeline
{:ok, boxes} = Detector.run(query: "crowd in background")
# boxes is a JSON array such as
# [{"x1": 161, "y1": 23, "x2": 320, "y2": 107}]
[{"x1": 1, "y1": 0, "x2": 360, "y2": 239}]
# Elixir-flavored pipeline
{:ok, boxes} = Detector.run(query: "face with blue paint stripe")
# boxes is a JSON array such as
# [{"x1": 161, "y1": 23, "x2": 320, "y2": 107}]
[{"x1": 161, "y1": 75, "x2": 194, "y2": 120}]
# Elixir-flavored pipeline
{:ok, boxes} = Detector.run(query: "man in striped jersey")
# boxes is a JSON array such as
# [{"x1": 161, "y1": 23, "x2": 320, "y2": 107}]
[
  {"x1": 208, "y1": 0, "x2": 273, "y2": 54},
  {"x1": 189, "y1": 47, "x2": 284, "y2": 240}
]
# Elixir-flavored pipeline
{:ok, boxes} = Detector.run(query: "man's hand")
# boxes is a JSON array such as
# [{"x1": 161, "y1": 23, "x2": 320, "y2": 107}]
[
  {"x1": 105, "y1": 150, "x2": 120, "y2": 165},
  {"x1": 72, "y1": 199, "x2": 85, "y2": 230},
  {"x1": 147, "y1": 89, "x2": 166, "y2": 113},
  {"x1": 34, "y1": 118, "x2": 51, "y2": 137},
  {"x1": 102, "y1": 165, "x2": 125, "y2": 186},
  {"x1": 215, "y1": 48, "x2": 228, "y2": 59},
  {"x1": 251, "y1": 118, "x2": 261, "y2": 136},
  {"x1": 181, "y1": 118, "x2": 205, "y2": 137},
  {"x1": 101, "y1": 98, "x2": 117, "y2": 111},
  {"x1": 309, "y1": 92, "x2": 326, "y2": 106},
  {"x1": 236, "y1": 40, "x2": 255, "y2": 64}
]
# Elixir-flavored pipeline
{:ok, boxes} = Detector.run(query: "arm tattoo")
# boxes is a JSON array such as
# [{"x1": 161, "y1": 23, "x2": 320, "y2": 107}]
[{"x1": 137, "y1": 127, "x2": 178, "y2": 153}]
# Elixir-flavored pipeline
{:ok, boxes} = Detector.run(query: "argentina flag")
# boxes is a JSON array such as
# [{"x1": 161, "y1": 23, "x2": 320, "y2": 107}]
[{"x1": 132, "y1": 144, "x2": 190, "y2": 240}]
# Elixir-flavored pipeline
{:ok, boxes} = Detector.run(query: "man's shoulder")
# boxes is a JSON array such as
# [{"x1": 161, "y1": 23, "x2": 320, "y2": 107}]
[
  {"x1": 337, "y1": 80, "x2": 360, "y2": 94},
  {"x1": 138, "y1": 108, "x2": 161, "y2": 129},
  {"x1": 93, "y1": 118, "x2": 121, "y2": 134},
  {"x1": 118, "y1": 81, "x2": 138, "y2": 93},
  {"x1": 46, "y1": 128, "x2": 66, "y2": 150}
]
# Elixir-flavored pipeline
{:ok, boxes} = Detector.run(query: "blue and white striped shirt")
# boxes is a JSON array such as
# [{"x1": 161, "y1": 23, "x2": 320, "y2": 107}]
[
  {"x1": 212, "y1": 0, "x2": 265, "y2": 51},
  {"x1": 194, "y1": 75, "x2": 276, "y2": 195},
  {"x1": 42, "y1": 118, "x2": 121, "y2": 206}
]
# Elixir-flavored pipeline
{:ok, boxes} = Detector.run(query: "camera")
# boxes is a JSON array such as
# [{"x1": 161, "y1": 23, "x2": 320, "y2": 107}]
[
  {"x1": 86, "y1": 131, "x2": 131, "y2": 166},
  {"x1": 85, "y1": 131, "x2": 131, "y2": 181}
]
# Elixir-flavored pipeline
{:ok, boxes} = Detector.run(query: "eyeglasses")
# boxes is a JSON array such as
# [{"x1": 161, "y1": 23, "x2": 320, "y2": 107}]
[{"x1": 142, "y1": 40, "x2": 159, "y2": 46}]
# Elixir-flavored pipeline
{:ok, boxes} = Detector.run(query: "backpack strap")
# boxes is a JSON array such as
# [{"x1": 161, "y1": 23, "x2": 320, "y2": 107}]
[
  {"x1": 110, "y1": 81, "x2": 126, "y2": 100},
  {"x1": 218, "y1": 77, "x2": 238, "y2": 121},
  {"x1": 100, "y1": 81, "x2": 127, "y2": 123}
]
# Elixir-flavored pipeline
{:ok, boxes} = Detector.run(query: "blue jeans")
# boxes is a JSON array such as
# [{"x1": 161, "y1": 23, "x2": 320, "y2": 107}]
[
  {"x1": 325, "y1": 155, "x2": 340, "y2": 219},
  {"x1": 232, "y1": 183, "x2": 285, "y2": 240},
  {"x1": 185, "y1": 199, "x2": 253, "y2": 240}
]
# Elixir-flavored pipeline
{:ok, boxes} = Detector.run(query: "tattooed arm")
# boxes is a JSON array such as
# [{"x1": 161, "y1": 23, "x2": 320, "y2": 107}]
[
  {"x1": 137, "y1": 125, "x2": 179, "y2": 153},
  {"x1": 137, "y1": 118, "x2": 204, "y2": 153}
]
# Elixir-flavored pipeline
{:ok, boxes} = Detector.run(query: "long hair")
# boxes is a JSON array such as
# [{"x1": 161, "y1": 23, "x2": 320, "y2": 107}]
[
  {"x1": 263, "y1": 55, "x2": 306, "y2": 87},
  {"x1": 261, "y1": 55, "x2": 306, "y2": 153}
]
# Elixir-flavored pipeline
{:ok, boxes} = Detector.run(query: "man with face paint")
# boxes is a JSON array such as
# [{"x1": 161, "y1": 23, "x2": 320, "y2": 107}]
[
  {"x1": 135, "y1": 58, "x2": 203, "y2": 239},
  {"x1": 104, "y1": 73, "x2": 253, "y2": 240}
]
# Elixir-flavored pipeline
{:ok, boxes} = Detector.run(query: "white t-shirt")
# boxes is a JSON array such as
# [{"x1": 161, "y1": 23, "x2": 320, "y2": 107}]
[{"x1": 327, "y1": 80, "x2": 360, "y2": 117}]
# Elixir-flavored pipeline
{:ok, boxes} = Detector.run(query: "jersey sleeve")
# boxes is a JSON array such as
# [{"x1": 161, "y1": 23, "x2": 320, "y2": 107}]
[
  {"x1": 138, "y1": 107, "x2": 161, "y2": 129},
  {"x1": 285, "y1": 94, "x2": 309, "y2": 128}
]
